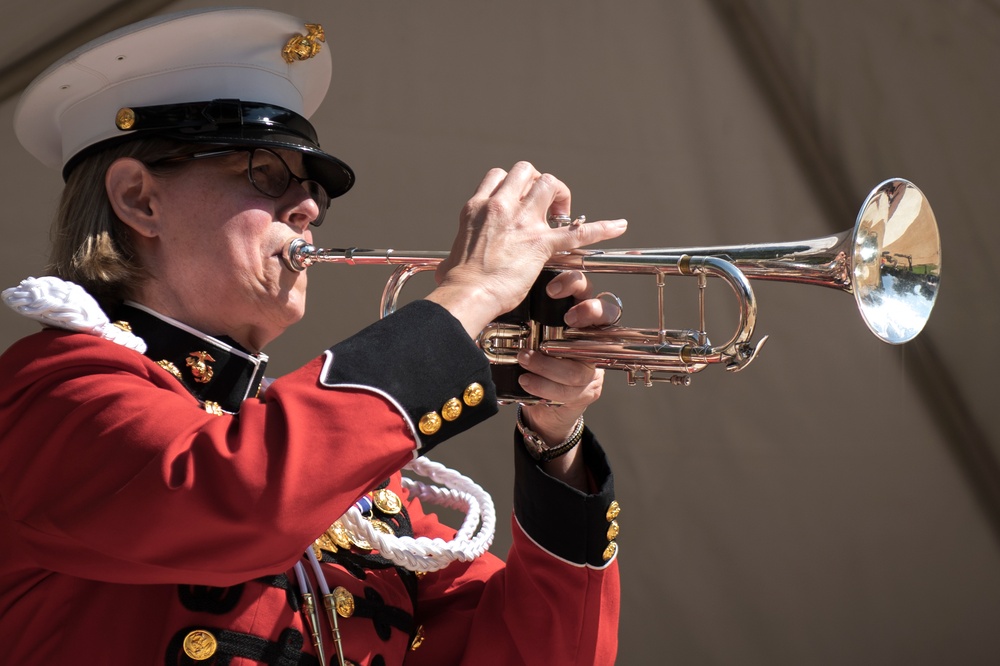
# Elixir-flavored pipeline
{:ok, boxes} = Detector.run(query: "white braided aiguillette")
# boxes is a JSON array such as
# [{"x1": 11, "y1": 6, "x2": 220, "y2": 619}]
[
  {"x1": 2, "y1": 276, "x2": 146, "y2": 352},
  {"x1": 339, "y1": 456, "x2": 496, "y2": 573}
]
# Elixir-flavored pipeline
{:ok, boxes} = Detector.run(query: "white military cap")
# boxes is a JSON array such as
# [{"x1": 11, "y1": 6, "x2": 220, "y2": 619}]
[{"x1": 14, "y1": 6, "x2": 354, "y2": 197}]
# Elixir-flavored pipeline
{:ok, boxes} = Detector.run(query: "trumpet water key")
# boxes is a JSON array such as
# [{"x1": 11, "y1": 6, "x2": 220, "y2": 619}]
[{"x1": 282, "y1": 179, "x2": 941, "y2": 398}]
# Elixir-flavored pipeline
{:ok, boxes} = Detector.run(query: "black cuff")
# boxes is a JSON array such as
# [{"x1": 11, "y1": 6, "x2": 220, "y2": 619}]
[
  {"x1": 513, "y1": 428, "x2": 619, "y2": 567},
  {"x1": 321, "y1": 300, "x2": 498, "y2": 452}
]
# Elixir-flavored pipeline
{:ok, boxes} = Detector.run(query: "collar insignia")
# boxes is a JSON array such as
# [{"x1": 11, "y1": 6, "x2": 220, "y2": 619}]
[
  {"x1": 114, "y1": 304, "x2": 267, "y2": 414},
  {"x1": 186, "y1": 351, "x2": 216, "y2": 384}
]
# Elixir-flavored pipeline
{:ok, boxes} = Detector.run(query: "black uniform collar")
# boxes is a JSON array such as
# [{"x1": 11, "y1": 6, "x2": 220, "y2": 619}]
[{"x1": 112, "y1": 302, "x2": 268, "y2": 414}]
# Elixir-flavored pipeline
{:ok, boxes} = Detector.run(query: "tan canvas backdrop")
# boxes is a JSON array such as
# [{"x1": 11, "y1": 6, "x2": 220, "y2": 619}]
[{"x1": 1, "y1": 1, "x2": 998, "y2": 664}]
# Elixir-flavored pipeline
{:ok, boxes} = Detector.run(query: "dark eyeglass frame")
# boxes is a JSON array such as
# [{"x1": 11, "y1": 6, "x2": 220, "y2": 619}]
[{"x1": 150, "y1": 148, "x2": 330, "y2": 227}]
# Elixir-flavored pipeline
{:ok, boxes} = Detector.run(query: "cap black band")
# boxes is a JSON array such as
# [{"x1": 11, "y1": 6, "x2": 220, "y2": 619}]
[
  {"x1": 117, "y1": 99, "x2": 320, "y2": 144},
  {"x1": 64, "y1": 98, "x2": 355, "y2": 198}
]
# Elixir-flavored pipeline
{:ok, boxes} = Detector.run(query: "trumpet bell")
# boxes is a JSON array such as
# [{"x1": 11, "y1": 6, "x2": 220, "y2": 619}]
[
  {"x1": 851, "y1": 179, "x2": 941, "y2": 344},
  {"x1": 619, "y1": 177, "x2": 941, "y2": 345}
]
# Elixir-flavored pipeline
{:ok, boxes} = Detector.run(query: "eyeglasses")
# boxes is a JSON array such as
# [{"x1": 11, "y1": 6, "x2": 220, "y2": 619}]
[{"x1": 152, "y1": 148, "x2": 331, "y2": 226}]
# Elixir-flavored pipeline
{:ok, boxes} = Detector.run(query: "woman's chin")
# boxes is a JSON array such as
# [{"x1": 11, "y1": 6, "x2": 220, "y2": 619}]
[{"x1": 276, "y1": 293, "x2": 308, "y2": 329}]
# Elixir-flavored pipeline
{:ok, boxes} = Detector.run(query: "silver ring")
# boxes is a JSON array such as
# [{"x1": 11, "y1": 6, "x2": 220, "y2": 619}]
[
  {"x1": 595, "y1": 291, "x2": 623, "y2": 327},
  {"x1": 547, "y1": 214, "x2": 587, "y2": 229}
]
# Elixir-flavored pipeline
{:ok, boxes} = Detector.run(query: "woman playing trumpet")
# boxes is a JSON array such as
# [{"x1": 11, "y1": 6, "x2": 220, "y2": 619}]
[{"x1": 0, "y1": 7, "x2": 627, "y2": 665}]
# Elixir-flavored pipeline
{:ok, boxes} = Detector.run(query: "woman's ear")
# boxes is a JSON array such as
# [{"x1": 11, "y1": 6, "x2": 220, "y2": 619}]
[{"x1": 106, "y1": 158, "x2": 161, "y2": 238}]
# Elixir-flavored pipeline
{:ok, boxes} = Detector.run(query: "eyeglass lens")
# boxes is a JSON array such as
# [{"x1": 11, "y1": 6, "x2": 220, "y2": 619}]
[{"x1": 248, "y1": 149, "x2": 330, "y2": 227}]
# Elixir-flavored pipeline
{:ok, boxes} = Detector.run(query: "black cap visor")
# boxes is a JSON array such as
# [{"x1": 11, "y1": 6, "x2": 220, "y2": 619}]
[{"x1": 65, "y1": 99, "x2": 354, "y2": 198}]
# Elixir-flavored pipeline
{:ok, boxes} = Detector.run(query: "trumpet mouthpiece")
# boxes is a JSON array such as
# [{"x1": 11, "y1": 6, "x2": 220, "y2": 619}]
[{"x1": 282, "y1": 238, "x2": 314, "y2": 272}]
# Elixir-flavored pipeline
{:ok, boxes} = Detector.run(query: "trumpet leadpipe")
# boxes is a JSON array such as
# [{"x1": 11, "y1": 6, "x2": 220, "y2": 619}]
[{"x1": 282, "y1": 239, "x2": 448, "y2": 271}]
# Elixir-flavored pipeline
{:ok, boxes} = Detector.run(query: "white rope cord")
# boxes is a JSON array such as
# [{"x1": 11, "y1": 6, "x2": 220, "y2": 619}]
[
  {"x1": 338, "y1": 456, "x2": 496, "y2": 573},
  {"x1": 2, "y1": 276, "x2": 146, "y2": 352}
]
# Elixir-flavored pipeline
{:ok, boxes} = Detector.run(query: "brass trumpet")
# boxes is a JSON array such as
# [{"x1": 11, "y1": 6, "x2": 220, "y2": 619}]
[{"x1": 282, "y1": 179, "x2": 941, "y2": 391}]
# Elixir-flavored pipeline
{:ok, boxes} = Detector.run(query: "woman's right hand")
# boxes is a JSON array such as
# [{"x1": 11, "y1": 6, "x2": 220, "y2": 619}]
[{"x1": 426, "y1": 161, "x2": 627, "y2": 337}]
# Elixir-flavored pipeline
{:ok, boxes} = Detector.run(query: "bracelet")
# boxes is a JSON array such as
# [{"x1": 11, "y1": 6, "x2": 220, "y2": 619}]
[{"x1": 516, "y1": 404, "x2": 585, "y2": 462}]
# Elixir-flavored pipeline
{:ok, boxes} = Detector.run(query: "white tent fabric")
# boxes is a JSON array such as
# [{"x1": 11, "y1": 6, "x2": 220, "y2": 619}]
[{"x1": 1, "y1": 1, "x2": 997, "y2": 664}]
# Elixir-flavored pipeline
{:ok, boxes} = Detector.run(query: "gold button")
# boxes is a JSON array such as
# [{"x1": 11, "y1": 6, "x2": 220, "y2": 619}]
[
  {"x1": 606, "y1": 500, "x2": 620, "y2": 522},
  {"x1": 370, "y1": 518, "x2": 395, "y2": 536},
  {"x1": 115, "y1": 107, "x2": 136, "y2": 130},
  {"x1": 328, "y1": 521, "x2": 352, "y2": 549},
  {"x1": 347, "y1": 528, "x2": 372, "y2": 550},
  {"x1": 111, "y1": 320, "x2": 132, "y2": 332},
  {"x1": 410, "y1": 624, "x2": 426, "y2": 650},
  {"x1": 332, "y1": 586, "x2": 355, "y2": 618},
  {"x1": 182, "y1": 629, "x2": 218, "y2": 660},
  {"x1": 607, "y1": 519, "x2": 619, "y2": 541},
  {"x1": 419, "y1": 411, "x2": 442, "y2": 435},
  {"x1": 315, "y1": 530, "x2": 338, "y2": 554},
  {"x1": 157, "y1": 360, "x2": 182, "y2": 379},
  {"x1": 463, "y1": 383, "x2": 484, "y2": 407},
  {"x1": 203, "y1": 400, "x2": 223, "y2": 416},
  {"x1": 602, "y1": 541, "x2": 618, "y2": 562},
  {"x1": 373, "y1": 488, "x2": 402, "y2": 515},
  {"x1": 441, "y1": 397, "x2": 463, "y2": 421}
]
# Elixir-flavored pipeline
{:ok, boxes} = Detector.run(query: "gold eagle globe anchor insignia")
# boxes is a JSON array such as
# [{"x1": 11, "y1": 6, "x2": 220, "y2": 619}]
[
  {"x1": 186, "y1": 351, "x2": 216, "y2": 384},
  {"x1": 282, "y1": 24, "x2": 325, "y2": 63}
]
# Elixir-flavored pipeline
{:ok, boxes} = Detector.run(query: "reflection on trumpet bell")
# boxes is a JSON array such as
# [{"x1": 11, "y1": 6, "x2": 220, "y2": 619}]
[
  {"x1": 619, "y1": 178, "x2": 941, "y2": 345},
  {"x1": 281, "y1": 178, "x2": 940, "y2": 395}
]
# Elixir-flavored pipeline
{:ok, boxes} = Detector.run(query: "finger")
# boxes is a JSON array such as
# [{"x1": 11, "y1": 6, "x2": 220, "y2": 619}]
[
  {"x1": 493, "y1": 161, "x2": 543, "y2": 202},
  {"x1": 545, "y1": 270, "x2": 591, "y2": 300},
  {"x1": 470, "y1": 167, "x2": 510, "y2": 200},
  {"x1": 518, "y1": 366, "x2": 604, "y2": 406},
  {"x1": 518, "y1": 350, "x2": 596, "y2": 388},
  {"x1": 521, "y1": 170, "x2": 572, "y2": 220},
  {"x1": 563, "y1": 296, "x2": 620, "y2": 328},
  {"x1": 550, "y1": 218, "x2": 628, "y2": 254}
]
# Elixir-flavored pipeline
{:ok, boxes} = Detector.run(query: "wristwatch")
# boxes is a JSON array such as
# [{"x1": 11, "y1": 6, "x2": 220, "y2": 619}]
[{"x1": 516, "y1": 405, "x2": 585, "y2": 462}]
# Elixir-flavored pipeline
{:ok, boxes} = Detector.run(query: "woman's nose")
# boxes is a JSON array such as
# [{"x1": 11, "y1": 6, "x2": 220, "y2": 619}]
[{"x1": 279, "y1": 183, "x2": 322, "y2": 231}]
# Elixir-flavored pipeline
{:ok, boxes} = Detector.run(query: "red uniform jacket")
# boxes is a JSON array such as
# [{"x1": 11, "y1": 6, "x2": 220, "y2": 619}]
[{"x1": 0, "y1": 299, "x2": 620, "y2": 665}]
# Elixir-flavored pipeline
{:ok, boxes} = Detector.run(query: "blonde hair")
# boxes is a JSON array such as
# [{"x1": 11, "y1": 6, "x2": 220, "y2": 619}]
[{"x1": 49, "y1": 139, "x2": 203, "y2": 303}]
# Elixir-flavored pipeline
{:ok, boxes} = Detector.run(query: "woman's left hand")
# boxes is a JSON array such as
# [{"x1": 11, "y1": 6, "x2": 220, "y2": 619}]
[{"x1": 518, "y1": 271, "x2": 620, "y2": 486}]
